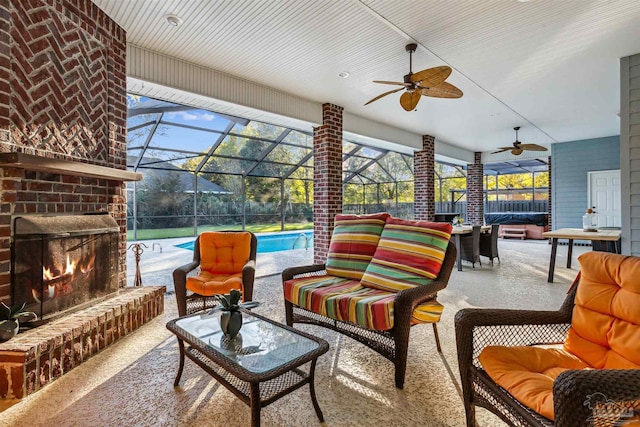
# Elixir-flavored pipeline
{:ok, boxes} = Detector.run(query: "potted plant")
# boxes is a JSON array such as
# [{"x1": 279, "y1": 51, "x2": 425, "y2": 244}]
[
  {"x1": 210, "y1": 290, "x2": 260, "y2": 339},
  {"x1": 0, "y1": 302, "x2": 38, "y2": 342}
]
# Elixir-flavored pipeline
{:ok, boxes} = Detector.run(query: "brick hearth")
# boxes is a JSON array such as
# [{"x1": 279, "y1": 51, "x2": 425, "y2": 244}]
[{"x1": 0, "y1": 287, "x2": 165, "y2": 399}]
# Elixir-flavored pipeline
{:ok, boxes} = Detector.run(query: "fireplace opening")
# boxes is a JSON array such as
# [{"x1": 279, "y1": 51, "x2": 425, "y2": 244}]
[{"x1": 11, "y1": 214, "x2": 120, "y2": 322}]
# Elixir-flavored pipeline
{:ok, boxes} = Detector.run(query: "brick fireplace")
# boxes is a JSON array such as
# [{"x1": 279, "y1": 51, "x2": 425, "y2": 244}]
[{"x1": 0, "y1": 0, "x2": 165, "y2": 399}]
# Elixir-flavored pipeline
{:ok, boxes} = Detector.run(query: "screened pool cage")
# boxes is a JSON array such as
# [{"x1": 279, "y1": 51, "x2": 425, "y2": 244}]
[
  {"x1": 127, "y1": 96, "x2": 416, "y2": 240},
  {"x1": 126, "y1": 95, "x2": 549, "y2": 240}
]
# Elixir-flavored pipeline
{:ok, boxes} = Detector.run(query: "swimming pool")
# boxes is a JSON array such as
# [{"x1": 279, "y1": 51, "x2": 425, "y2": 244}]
[{"x1": 175, "y1": 231, "x2": 314, "y2": 253}]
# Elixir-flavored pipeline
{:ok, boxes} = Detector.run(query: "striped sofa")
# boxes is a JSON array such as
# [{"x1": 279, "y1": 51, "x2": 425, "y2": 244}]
[{"x1": 282, "y1": 213, "x2": 457, "y2": 389}]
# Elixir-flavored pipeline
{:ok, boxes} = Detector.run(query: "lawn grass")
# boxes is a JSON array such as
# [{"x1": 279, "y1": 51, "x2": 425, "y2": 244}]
[{"x1": 127, "y1": 222, "x2": 313, "y2": 240}]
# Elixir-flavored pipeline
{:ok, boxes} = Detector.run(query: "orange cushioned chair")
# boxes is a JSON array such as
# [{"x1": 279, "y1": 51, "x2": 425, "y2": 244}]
[
  {"x1": 455, "y1": 251, "x2": 640, "y2": 426},
  {"x1": 173, "y1": 231, "x2": 257, "y2": 316}
]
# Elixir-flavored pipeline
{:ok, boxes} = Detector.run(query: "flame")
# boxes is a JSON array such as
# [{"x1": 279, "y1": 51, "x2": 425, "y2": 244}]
[
  {"x1": 42, "y1": 255, "x2": 79, "y2": 282},
  {"x1": 80, "y1": 255, "x2": 95, "y2": 274},
  {"x1": 64, "y1": 255, "x2": 76, "y2": 275},
  {"x1": 32, "y1": 288, "x2": 41, "y2": 303}
]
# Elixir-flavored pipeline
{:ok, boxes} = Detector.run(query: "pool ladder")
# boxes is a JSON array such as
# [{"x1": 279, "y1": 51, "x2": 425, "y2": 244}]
[{"x1": 293, "y1": 233, "x2": 310, "y2": 250}]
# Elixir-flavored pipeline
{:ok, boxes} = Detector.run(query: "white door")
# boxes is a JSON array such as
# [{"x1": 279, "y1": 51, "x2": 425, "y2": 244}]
[{"x1": 588, "y1": 170, "x2": 621, "y2": 227}]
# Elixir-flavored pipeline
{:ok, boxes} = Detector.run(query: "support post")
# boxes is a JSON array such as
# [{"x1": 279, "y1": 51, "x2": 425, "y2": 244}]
[
  {"x1": 242, "y1": 178, "x2": 246, "y2": 231},
  {"x1": 466, "y1": 152, "x2": 484, "y2": 224},
  {"x1": 281, "y1": 178, "x2": 285, "y2": 231},
  {"x1": 414, "y1": 135, "x2": 435, "y2": 221},
  {"x1": 313, "y1": 103, "x2": 343, "y2": 264}
]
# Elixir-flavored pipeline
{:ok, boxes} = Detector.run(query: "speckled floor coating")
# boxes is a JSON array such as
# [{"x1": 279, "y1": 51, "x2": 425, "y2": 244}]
[{"x1": 0, "y1": 238, "x2": 589, "y2": 426}]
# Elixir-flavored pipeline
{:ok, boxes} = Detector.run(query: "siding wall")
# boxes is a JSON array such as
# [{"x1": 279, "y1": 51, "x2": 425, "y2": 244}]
[
  {"x1": 552, "y1": 136, "x2": 620, "y2": 230},
  {"x1": 621, "y1": 54, "x2": 640, "y2": 255}
]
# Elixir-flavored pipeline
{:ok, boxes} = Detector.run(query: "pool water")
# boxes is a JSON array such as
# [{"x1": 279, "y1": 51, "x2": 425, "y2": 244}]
[{"x1": 175, "y1": 231, "x2": 314, "y2": 253}]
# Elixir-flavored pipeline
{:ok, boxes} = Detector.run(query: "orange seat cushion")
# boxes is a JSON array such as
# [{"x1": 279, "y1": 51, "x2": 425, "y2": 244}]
[
  {"x1": 479, "y1": 346, "x2": 589, "y2": 420},
  {"x1": 186, "y1": 271, "x2": 244, "y2": 297},
  {"x1": 199, "y1": 232, "x2": 251, "y2": 275},
  {"x1": 564, "y1": 252, "x2": 640, "y2": 370}
]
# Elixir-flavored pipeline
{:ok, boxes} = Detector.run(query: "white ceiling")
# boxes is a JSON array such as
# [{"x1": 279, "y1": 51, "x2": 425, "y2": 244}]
[{"x1": 93, "y1": 0, "x2": 640, "y2": 155}]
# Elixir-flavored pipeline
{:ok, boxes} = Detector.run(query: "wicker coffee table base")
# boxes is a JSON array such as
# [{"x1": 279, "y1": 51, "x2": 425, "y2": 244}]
[{"x1": 173, "y1": 338, "x2": 324, "y2": 427}]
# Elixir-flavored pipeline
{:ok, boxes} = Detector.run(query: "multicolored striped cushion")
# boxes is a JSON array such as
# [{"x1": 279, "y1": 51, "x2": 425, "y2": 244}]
[
  {"x1": 283, "y1": 275, "x2": 360, "y2": 316},
  {"x1": 360, "y1": 217, "x2": 453, "y2": 292},
  {"x1": 325, "y1": 213, "x2": 390, "y2": 280},
  {"x1": 284, "y1": 275, "x2": 444, "y2": 331}
]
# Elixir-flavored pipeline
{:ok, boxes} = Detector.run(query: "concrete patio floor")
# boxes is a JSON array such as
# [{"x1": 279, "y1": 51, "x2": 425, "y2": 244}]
[{"x1": 0, "y1": 237, "x2": 591, "y2": 426}]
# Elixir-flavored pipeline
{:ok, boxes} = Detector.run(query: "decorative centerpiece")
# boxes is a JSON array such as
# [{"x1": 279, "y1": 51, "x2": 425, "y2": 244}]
[
  {"x1": 582, "y1": 207, "x2": 598, "y2": 232},
  {"x1": 210, "y1": 290, "x2": 260, "y2": 339},
  {"x1": 452, "y1": 216, "x2": 465, "y2": 227},
  {"x1": 0, "y1": 302, "x2": 37, "y2": 342}
]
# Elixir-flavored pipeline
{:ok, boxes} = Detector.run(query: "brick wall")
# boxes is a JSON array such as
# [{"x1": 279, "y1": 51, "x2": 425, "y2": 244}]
[
  {"x1": 414, "y1": 135, "x2": 435, "y2": 221},
  {"x1": 466, "y1": 152, "x2": 484, "y2": 224},
  {"x1": 0, "y1": 0, "x2": 128, "y2": 303},
  {"x1": 313, "y1": 103, "x2": 343, "y2": 264}
]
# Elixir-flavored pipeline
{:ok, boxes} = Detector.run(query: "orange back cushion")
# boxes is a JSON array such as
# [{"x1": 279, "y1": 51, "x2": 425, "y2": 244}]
[
  {"x1": 565, "y1": 252, "x2": 640, "y2": 369},
  {"x1": 199, "y1": 232, "x2": 251, "y2": 275}
]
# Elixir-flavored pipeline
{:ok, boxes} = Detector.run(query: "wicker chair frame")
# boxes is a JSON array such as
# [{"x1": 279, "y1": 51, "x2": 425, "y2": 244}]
[
  {"x1": 455, "y1": 280, "x2": 640, "y2": 426},
  {"x1": 173, "y1": 231, "x2": 258, "y2": 316},
  {"x1": 282, "y1": 242, "x2": 457, "y2": 389}
]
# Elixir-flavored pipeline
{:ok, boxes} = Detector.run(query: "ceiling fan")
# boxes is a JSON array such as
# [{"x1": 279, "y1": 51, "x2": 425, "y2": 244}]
[
  {"x1": 364, "y1": 43, "x2": 463, "y2": 111},
  {"x1": 491, "y1": 127, "x2": 548, "y2": 156}
]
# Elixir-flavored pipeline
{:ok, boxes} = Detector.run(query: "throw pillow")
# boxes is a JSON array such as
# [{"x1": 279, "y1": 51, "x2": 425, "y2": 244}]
[
  {"x1": 325, "y1": 213, "x2": 390, "y2": 280},
  {"x1": 360, "y1": 217, "x2": 452, "y2": 292}
]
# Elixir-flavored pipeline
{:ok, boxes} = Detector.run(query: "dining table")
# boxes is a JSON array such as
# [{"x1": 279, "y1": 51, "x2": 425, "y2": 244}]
[
  {"x1": 450, "y1": 225, "x2": 491, "y2": 271},
  {"x1": 541, "y1": 228, "x2": 622, "y2": 283}
]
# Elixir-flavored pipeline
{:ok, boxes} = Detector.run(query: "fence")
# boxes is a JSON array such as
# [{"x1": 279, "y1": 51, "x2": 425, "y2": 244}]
[
  {"x1": 127, "y1": 199, "x2": 547, "y2": 236},
  {"x1": 435, "y1": 200, "x2": 547, "y2": 214}
]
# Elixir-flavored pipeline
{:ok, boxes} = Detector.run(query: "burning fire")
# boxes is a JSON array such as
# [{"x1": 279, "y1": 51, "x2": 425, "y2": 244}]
[
  {"x1": 65, "y1": 255, "x2": 76, "y2": 275},
  {"x1": 80, "y1": 255, "x2": 95, "y2": 274},
  {"x1": 38, "y1": 254, "x2": 91, "y2": 302},
  {"x1": 42, "y1": 255, "x2": 78, "y2": 282}
]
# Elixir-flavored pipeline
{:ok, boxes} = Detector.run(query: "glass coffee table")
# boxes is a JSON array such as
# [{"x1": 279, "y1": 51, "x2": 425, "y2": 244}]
[{"x1": 166, "y1": 309, "x2": 329, "y2": 427}]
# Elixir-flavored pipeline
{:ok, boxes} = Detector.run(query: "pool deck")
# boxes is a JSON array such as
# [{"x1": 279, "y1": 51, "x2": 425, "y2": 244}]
[{"x1": 126, "y1": 236, "x2": 314, "y2": 293}]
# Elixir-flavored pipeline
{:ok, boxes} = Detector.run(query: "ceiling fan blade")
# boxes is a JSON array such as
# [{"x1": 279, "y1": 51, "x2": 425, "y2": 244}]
[
  {"x1": 420, "y1": 82, "x2": 463, "y2": 98},
  {"x1": 491, "y1": 147, "x2": 512, "y2": 154},
  {"x1": 518, "y1": 144, "x2": 548, "y2": 152},
  {"x1": 364, "y1": 87, "x2": 404, "y2": 105},
  {"x1": 373, "y1": 80, "x2": 411, "y2": 86},
  {"x1": 410, "y1": 66, "x2": 452, "y2": 87},
  {"x1": 400, "y1": 91, "x2": 421, "y2": 111}
]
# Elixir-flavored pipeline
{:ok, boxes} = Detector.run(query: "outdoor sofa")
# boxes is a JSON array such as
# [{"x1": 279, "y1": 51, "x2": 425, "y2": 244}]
[{"x1": 282, "y1": 213, "x2": 456, "y2": 389}]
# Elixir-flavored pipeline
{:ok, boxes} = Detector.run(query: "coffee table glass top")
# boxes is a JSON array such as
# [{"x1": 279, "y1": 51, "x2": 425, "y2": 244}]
[{"x1": 174, "y1": 310, "x2": 320, "y2": 374}]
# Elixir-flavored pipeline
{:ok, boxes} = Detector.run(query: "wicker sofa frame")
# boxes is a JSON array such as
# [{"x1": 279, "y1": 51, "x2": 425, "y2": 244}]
[
  {"x1": 455, "y1": 282, "x2": 640, "y2": 427},
  {"x1": 282, "y1": 242, "x2": 456, "y2": 389},
  {"x1": 173, "y1": 232, "x2": 258, "y2": 317}
]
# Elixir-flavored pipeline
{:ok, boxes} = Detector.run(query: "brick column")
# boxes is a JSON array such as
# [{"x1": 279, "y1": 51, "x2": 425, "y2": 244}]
[
  {"x1": 0, "y1": 2, "x2": 9, "y2": 302},
  {"x1": 0, "y1": 0, "x2": 8, "y2": 147},
  {"x1": 466, "y1": 152, "x2": 484, "y2": 224},
  {"x1": 313, "y1": 103, "x2": 343, "y2": 264},
  {"x1": 414, "y1": 135, "x2": 435, "y2": 221},
  {"x1": 547, "y1": 155, "x2": 552, "y2": 230}
]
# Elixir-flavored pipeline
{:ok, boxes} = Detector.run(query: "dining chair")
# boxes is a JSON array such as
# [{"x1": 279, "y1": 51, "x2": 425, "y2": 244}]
[
  {"x1": 479, "y1": 224, "x2": 500, "y2": 265},
  {"x1": 460, "y1": 225, "x2": 482, "y2": 268}
]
